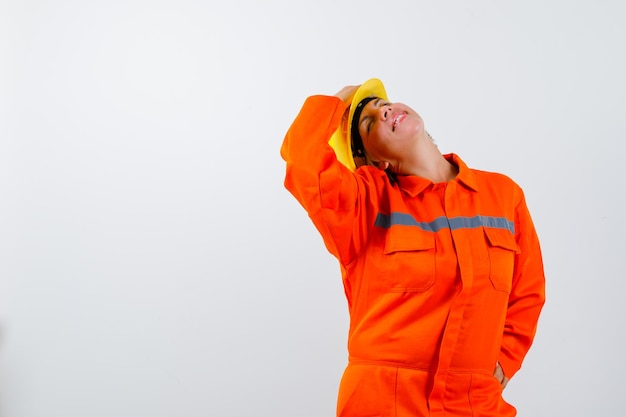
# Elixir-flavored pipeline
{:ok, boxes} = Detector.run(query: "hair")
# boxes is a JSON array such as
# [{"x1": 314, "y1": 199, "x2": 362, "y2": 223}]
[{"x1": 384, "y1": 166, "x2": 398, "y2": 186}]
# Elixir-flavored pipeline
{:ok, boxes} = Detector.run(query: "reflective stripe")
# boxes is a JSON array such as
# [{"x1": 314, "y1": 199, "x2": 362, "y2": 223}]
[{"x1": 375, "y1": 213, "x2": 514, "y2": 234}]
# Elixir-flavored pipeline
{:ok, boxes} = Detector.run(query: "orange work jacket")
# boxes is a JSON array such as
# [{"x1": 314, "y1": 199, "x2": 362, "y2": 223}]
[{"x1": 281, "y1": 95, "x2": 546, "y2": 417}]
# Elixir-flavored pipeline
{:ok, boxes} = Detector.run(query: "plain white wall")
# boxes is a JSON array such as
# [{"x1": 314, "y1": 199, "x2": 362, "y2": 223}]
[{"x1": 1, "y1": 0, "x2": 624, "y2": 416}]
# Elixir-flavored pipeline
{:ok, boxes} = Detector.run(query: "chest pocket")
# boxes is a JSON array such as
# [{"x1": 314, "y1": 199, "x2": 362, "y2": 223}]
[
  {"x1": 484, "y1": 227, "x2": 519, "y2": 294},
  {"x1": 381, "y1": 227, "x2": 435, "y2": 292}
]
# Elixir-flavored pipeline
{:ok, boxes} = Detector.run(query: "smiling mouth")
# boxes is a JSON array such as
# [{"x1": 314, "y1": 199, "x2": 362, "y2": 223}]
[{"x1": 392, "y1": 113, "x2": 407, "y2": 131}]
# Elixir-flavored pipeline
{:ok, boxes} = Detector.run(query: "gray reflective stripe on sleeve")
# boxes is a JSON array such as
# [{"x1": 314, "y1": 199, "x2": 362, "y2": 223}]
[{"x1": 375, "y1": 213, "x2": 514, "y2": 234}]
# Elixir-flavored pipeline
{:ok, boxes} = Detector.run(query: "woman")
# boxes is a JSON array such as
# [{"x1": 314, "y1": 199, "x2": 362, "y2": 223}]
[{"x1": 280, "y1": 78, "x2": 545, "y2": 417}]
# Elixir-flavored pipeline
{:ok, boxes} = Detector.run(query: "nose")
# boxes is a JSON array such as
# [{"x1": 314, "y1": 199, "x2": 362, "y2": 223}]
[{"x1": 378, "y1": 104, "x2": 391, "y2": 120}]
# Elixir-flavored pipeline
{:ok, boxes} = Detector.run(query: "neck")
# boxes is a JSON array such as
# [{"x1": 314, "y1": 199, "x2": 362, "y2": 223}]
[{"x1": 396, "y1": 138, "x2": 458, "y2": 182}]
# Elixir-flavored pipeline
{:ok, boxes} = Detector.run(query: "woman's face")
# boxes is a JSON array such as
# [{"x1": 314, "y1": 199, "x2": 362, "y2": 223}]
[{"x1": 356, "y1": 98, "x2": 424, "y2": 165}]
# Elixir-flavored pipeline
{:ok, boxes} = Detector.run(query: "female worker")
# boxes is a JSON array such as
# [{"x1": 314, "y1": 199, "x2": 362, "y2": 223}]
[{"x1": 280, "y1": 78, "x2": 545, "y2": 417}]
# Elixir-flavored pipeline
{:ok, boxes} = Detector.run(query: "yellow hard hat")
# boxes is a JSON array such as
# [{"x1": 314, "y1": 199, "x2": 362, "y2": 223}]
[{"x1": 328, "y1": 78, "x2": 388, "y2": 171}]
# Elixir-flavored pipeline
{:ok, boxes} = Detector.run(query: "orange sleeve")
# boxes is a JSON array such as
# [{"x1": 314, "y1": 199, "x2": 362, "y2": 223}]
[
  {"x1": 280, "y1": 95, "x2": 372, "y2": 266},
  {"x1": 498, "y1": 191, "x2": 546, "y2": 378}
]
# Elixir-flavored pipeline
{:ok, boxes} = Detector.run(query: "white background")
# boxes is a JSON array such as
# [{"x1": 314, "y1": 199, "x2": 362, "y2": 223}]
[{"x1": 1, "y1": 0, "x2": 624, "y2": 416}]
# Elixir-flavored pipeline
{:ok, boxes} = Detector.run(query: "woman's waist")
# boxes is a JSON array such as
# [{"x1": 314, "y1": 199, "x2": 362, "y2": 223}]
[{"x1": 346, "y1": 358, "x2": 495, "y2": 376}]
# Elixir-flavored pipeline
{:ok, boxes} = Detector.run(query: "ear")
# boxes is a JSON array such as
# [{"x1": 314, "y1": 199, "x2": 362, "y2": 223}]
[{"x1": 375, "y1": 161, "x2": 390, "y2": 171}]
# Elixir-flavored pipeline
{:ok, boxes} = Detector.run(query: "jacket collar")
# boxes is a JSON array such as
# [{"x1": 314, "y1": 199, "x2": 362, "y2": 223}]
[{"x1": 396, "y1": 153, "x2": 478, "y2": 197}]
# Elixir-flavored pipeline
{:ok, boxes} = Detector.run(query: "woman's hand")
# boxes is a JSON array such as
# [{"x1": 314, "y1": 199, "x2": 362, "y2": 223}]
[
  {"x1": 494, "y1": 362, "x2": 510, "y2": 389},
  {"x1": 334, "y1": 85, "x2": 360, "y2": 105}
]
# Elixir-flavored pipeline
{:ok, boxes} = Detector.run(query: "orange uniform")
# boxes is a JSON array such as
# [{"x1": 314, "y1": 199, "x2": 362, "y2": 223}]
[{"x1": 281, "y1": 95, "x2": 545, "y2": 416}]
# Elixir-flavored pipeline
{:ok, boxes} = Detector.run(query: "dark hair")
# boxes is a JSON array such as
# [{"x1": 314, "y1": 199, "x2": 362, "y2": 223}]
[
  {"x1": 350, "y1": 96, "x2": 377, "y2": 162},
  {"x1": 385, "y1": 167, "x2": 398, "y2": 186}
]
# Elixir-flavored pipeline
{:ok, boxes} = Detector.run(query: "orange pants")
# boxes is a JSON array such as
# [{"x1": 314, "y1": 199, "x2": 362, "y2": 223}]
[{"x1": 337, "y1": 364, "x2": 516, "y2": 417}]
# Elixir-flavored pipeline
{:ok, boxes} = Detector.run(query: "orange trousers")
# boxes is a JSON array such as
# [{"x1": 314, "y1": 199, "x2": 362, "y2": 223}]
[{"x1": 337, "y1": 364, "x2": 516, "y2": 416}]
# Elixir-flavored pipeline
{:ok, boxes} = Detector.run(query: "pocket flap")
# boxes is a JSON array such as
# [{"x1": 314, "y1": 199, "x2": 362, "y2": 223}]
[
  {"x1": 484, "y1": 227, "x2": 520, "y2": 253},
  {"x1": 384, "y1": 227, "x2": 435, "y2": 254}
]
